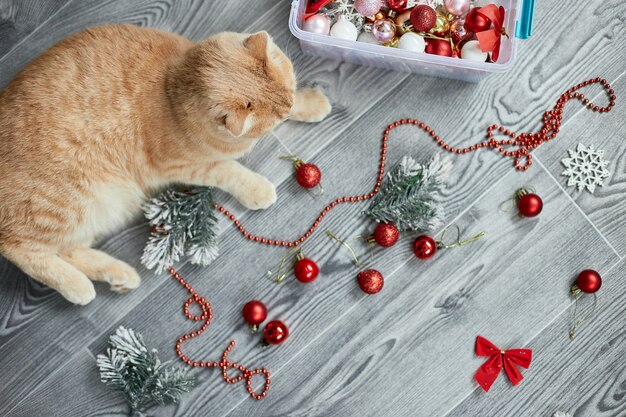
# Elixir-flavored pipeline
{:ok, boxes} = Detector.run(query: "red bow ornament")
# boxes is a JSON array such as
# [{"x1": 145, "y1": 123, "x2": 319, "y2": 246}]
[
  {"x1": 303, "y1": 0, "x2": 334, "y2": 19},
  {"x1": 474, "y1": 4, "x2": 508, "y2": 62},
  {"x1": 474, "y1": 336, "x2": 532, "y2": 392}
]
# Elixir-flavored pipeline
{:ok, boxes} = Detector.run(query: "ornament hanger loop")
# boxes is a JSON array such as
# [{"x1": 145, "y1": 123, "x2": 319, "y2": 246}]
[
  {"x1": 269, "y1": 247, "x2": 302, "y2": 284},
  {"x1": 438, "y1": 225, "x2": 486, "y2": 249},
  {"x1": 569, "y1": 292, "x2": 597, "y2": 340},
  {"x1": 326, "y1": 230, "x2": 362, "y2": 266}
]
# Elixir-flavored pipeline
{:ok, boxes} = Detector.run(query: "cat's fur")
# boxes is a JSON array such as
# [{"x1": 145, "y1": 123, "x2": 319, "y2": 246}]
[{"x1": 0, "y1": 24, "x2": 331, "y2": 305}]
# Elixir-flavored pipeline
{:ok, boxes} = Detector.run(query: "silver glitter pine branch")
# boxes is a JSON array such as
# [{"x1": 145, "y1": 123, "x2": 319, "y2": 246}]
[
  {"x1": 96, "y1": 326, "x2": 195, "y2": 417},
  {"x1": 365, "y1": 154, "x2": 450, "y2": 232},
  {"x1": 141, "y1": 186, "x2": 219, "y2": 273}
]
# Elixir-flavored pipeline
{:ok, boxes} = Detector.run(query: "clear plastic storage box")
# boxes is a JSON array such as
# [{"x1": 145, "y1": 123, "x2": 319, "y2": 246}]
[{"x1": 289, "y1": 0, "x2": 535, "y2": 82}]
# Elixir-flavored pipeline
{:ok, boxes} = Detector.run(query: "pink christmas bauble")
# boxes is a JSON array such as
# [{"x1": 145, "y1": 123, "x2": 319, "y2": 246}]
[
  {"x1": 372, "y1": 18, "x2": 396, "y2": 43},
  {"x1": 444, "y1": 0, "x2": 471, "y2": 16},
  {"x1": 303, "y1": 14, "x2": 331, "y2": 35},
  {"x1": 355, "y1": 0, "x2": 382, "y2": 17}
]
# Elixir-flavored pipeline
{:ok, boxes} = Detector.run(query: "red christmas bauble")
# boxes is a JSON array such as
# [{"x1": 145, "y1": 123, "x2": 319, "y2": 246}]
[
  {"x1": 295, "y1": 163, "x2": 321, "y2": 189},
  {"x1": 372, "y1": 223, "x2": 400, "y2": 247},
  {"x1": 575, "y1": 269, "x2": 602, "y2": 294},
  {"x1": 464, "y1": 8, "x2": 491, "y2": 33},
  {"x1": 294, "y1": 258, "x2": 319, "y2": 283},
  {"x1": 264, "y1": 320, "x2": 289, "y2": 345},
  {"x1": 517, "y1": 193, "x2": 543, "y2": 217},
  {"x1": 242, "y1": 300, "x2": 268, "y2": 331},
  {"x1": 357, "y1": 269, "x2": 384, "y2": 294},
  {"x1": 425, "y1": 39, "x2": 453, "y2": 57},
  {"x1": 413, "y1": 235, "x2": 438, "y2": 259},
  {"x1": 410, "y1": 5, "x2": 437, "y2": 32},
  {"x1": 387, "y1": 0, "x2": 409, "y2": 11}
]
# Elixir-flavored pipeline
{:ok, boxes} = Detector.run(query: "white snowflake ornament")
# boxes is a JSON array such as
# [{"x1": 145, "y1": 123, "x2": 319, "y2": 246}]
[{"x1": 561, "y1": 143, "x2": 610, "y2": 193}]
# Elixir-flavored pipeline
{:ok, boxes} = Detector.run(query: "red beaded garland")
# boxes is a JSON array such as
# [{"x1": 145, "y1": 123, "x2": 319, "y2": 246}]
[
  {"x1": 167, "y1": 268, "x2": 271, "y2": 400},
  {"x1": 294, "y1": 257, "x2": 320, "y2": 283},
  {"x1": 264, "y1": 320, "x2": 289, "y2": 345},
  {"x1": 413, "y1": 235, "x2": 438, "y2": 259},
  {"x1": 211, "y1": 78, "x2": 614, "y2": 249}
]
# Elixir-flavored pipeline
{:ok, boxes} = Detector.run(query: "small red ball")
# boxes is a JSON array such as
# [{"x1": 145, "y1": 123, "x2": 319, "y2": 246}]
[
  {"x1": 413, "y1": 235, "x2": 438, "y2": 259},
  {"x1": 517, "y1": 193, "x2": 543, "y2": 217},
  {"x1": 410, "y1": 5, "x2": 437, "y2": 32},
  {"x1": 357, "y1": 269, "x2": 384, "y2": 294},
  {"x1": 425, "y1": 39, "x2": 453, "y2": 57},
  {"x1": 372, "y1": 223, "x2": 400, "y2": 248},
  {"x1": 264, "y1": 320, "x2": 289, "y2": 345},
  {"x1": 242, "y1": 300, "x2": 268, "y2": 326},
  {"x1": 387, "y1": 0, "x2": 408, "y2": 11},
  {"x1": 294, "y1": 258, "x2": 319, "y2": 283},
  {"x1": 464, "y1": 8, "x2": 492, "y2": 33},
  {"x1": 575, "y1": 269, "x2": 602, "y2": 294},
  {"x1": 295, "y1": 163, "x2": 321, "y2": 189}
]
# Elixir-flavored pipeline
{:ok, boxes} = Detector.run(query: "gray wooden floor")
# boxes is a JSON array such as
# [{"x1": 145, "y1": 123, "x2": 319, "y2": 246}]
[{"x1": 1, "y1": 1, "x2": 625, "y2": 416}]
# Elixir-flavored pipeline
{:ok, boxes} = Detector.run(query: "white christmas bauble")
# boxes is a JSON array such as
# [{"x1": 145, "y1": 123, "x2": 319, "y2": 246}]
[
  {"x1": 397, "y1": 32, "x2": 425, "y2": 52},
  {"x1": 330, "y1": 17, "x2": 358, "y2": 41},
  {"x1": 357, "y1": 32, "x2": 379, "y2": 44},
  {"x1": 461, "y1": 40, "x2": 488, "y2": 62},
  {"x1": 303, "y1": 14, "x2": 331, "y2": 35}
]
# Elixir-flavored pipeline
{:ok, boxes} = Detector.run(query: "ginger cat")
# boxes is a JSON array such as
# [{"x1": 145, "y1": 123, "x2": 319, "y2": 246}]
[{"x1": 0, "y1": 24, "x2": 331, "y2": 305}]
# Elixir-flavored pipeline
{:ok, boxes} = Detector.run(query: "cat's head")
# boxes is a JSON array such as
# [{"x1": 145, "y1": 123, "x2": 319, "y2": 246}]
[{"x1": 168, "y1": 31, "x2": 295, "y2": 146}]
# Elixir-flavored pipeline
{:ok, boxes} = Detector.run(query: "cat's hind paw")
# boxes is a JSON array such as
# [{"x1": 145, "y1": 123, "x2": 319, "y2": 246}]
[{"x1": 289, "y1": 88, "x2": 332, "y2": 123}]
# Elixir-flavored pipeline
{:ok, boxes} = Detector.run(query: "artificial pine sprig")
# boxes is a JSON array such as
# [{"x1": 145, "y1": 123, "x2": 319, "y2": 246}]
[
  {"x1": 365, "y1": 154, "x2": 450, "y2": 232},
  {"x1": 141, "y1": 186, "x2": 218, "y2": 273},
  {"x1": 97, "y1": 326, "x2": 195, "y2": 417}
]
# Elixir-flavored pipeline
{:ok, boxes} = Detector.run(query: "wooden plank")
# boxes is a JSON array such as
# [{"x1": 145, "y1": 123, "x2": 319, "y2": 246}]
[
  {"x1": 533, "y1": 74, "x2": 626, "y2": 255},
  {"x1": 447, "y1": 257, "x2": 626, "y2": 417},
  {"x1": 0, "y1": 0, "x2": 69, "y2": 58},
  {"x1": 219, "y1": 164, "x2": 620, "y2": 417}
]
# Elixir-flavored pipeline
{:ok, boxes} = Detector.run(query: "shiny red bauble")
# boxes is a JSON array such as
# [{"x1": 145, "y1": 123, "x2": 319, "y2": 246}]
[
  {"x1": 264, "y1": 320, "x2": 289, "y2": 345},
  {"x1": 357, "y1": 269, "x2": 384, "y2": 294},
  {"x1": 517, "y1": 193, "x2": 543, "y2": 217},
  {"x1": 410, "y1": 5, "x2": 437, "y2": 32},
  {"x1": 242, "y1": 300, "x2": 268, "y2": 332},
  {"x1": 464, "y1": 8, "x2": 492, "y2": 33},
  {"x1": 413, "y1": 235, "x2": 438, "y2": 259},
  {"x1": 294, "y1": 257, "x2": 319, "y2": 283},
  {"x1": 295, "y1": 162, "x2": 321, "y2": 189},
  {"x1": 425, "y1": 39, "x2": 453, "y2": 57},
  {"x1": 574, "y1": 269, "x2": 602, "y2": 294},
  {"x1": 387, "y1": 0, "x2": 409, "y2": 11},
  {"x1": 372, "y1": 223, "x2": 400, "y2": 247}
]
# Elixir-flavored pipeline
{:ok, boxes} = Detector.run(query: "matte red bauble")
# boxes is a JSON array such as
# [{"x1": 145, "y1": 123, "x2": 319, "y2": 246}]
[
  {"x1": 242, "y1": 300, "x2": 268, "y2": 332},
  {"x1": 410, "y1": 5, "x2": 437, "y2": 32},
  {"x1": 425, "y1": 39, "x2": 453, "y2": 57},
  {"x1": 573, "y1": 269, "x2": 602, "y2": 294},
  {"x1": 294, "y1": 257, "x2": 319, "y2": 283},
  {"x1": 370, "y1": 223, "x2": 400, "y2": 248},
  {"x1": 357, "y1": 269, "x2": 384, "y2": 294},
  {"x1": 413, "y1": 235, "x2": 438, "y2": 259},
  {"x1": 464, "y1": 8, "x2": 491, "y2": 33},
  {"x1": 387, "y1": 0, "x2": 409, "y2": 11},
  {"x1": 264, "y1": 320, "x2": 289, "y2": 345},
  {"x1": 517, "y1": 192, "x2": 543, "y2": 217},
  {"x1": 295, "y1": 162, "x2": 322, "y2": 189}
]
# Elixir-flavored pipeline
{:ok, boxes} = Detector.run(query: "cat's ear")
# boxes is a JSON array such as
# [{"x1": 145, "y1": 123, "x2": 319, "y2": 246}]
[
  {"x1": 222, "y1": 109, "x2": 250, "y2": 137},
  {"x1": 244, "y1": 31, "x2": 269, "y2": 61}
]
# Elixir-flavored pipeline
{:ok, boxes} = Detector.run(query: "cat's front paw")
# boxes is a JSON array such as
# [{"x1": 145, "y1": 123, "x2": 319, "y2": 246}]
[
  {"x1": 238, "y1": 176, "x2": 277, "y2": 210},
  {"x1": 60, "y1": 277, "x2": 96, "y2": 305},
  {"x1": 289, "y1": 88, "x2": 332, "y2": 123}
]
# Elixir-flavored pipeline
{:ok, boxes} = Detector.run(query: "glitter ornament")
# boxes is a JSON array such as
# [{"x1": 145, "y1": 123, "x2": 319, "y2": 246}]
[
  {"x1": 368, "y1": 223, "x2": 400, "y2": 247},
  {"x1": 303, "y1": 14, "x2": 331, "y2": 35},
  {"x1": 330, "y1": 16, "x2": 359, "y2": 41},
  {"x1": 450, "y1": 17, "x2": 470, "y2": 42},
  {"x1": 425, "y1": 39, "x2": 452, "y2": 56},
  {"x1": 561, "y1": 143, "x2": 610, "y2": 193},
  {"x1": 295, "y1": 163, "x2": 322, "y2": 189},
  {"x1": 294, "y1": 257, "x2": 320, "y2": 283},
  {"x1": 357, "y1": 269, "x2": 384, "y2": 294},
  {"x1": 242, "y1": 300, "x2": 268, "y2": 333},
  {"x1": 461, "y1": 40, "x2": 488, "y2": 61},
  {"x1": 264, "y1": 320, "x2": 289, "y2": 345},
  {"x1": 372, "y1": 18, "x2": 396, "y2": 43},
  {"x1": 410, "y1": 5, "x2": 437, "y2": 32},
  {"x1": 387, "y1": 0, "x2": 409, "y2": 11},
  {"x1": 444, "y1": 0, "x2": 470, "y2": 16},
  {"x1": 465, "y1": 7, "x2": 491, "y2": 33},
  {"x1": 355, "y1": 0, "x2": 383, "y2": 17},
  {"x1": 397, "y1": 32, "x2": 426, "y2": 52}
]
